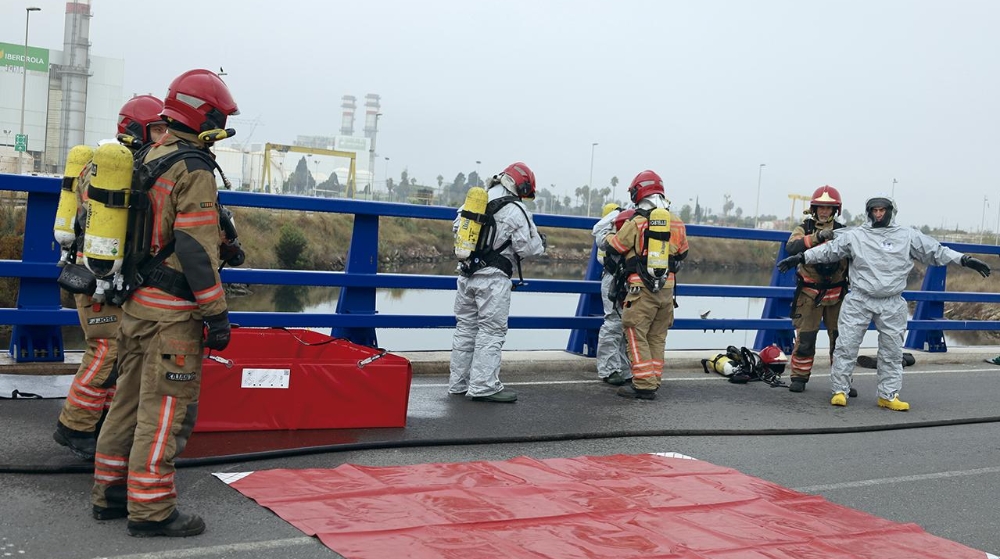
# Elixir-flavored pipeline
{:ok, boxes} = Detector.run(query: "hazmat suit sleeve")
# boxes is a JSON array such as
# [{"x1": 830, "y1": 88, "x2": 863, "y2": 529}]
[
  {"x1": 507, "y1": 203, "x2": 545, "y2": 258},
  {"x1": 908, "y1": 229, "x2": 963, "y2": 266},
  {"x1": 592, "y1": 209, "x2": 620, "y2": 240},
  {"x1": 803, "y1": 230, "x2": 853, "y2": 266}
]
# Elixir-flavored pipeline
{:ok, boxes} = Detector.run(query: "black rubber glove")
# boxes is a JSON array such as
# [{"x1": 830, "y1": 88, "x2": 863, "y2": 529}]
[
  {"x1": 538, "y1": 232, "x2": 547, "y2": 250},
  {"x1": 776, "y1": 253, "x2": 805, "y2": 273},
  {"x1": 817, "y1": 228, "x2": 834, "y2": 242},
  {"x1": 961, "y1": 255, "x2": 991, "y2": 278},
  {"x1": 203, "y1": 310, "x2": 231, "y2": 351}
]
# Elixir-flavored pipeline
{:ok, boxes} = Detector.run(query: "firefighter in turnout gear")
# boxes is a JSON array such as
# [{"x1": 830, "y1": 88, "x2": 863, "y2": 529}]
[
  {"x1": 783, "y1": 185, "x2": 849, "y2": 394},
  {"x1": 449, "y1": 162, "x2": 545, "y2": 403},
  {"x1": 91, "y1": 70, "x2": 239, "y2": 538},
  {"x1": 53, "y1": 96, "x2": 167, "y2": 462},
  {"x1": 603, "y1": 170, "x2": 689, "y2": 400}
]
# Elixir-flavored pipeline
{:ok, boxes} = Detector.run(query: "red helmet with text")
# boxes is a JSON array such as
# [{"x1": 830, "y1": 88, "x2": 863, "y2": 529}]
[
  {"x1": 117, "y1": 95, "x2": 165, "y2": 144},
  {"x1": 628, "y1": 170, "x2": 665, "y2": 204},
  {"x1": 502, "y1": 162, "x2": 536, "y2": 199},
  {"x1": 810, "y1": 185, "x2": 842, "y2": 216},
  {"x1": 160, "y1": 69, "x2": 240, "y2": 133},
  {"x1": 759, "y1": 344, "x2": 788, "y2": 374}
]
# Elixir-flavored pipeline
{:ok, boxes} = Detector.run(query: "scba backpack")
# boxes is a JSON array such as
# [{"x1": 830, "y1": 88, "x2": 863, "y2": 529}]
[{"x1": 702, "y1": 345, "x2": 788, "y2": 388}]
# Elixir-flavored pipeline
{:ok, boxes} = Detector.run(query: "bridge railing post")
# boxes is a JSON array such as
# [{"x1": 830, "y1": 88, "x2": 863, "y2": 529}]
[
  {"x1": 567, "y1": 244, "x2": 603, "y2": 356},
  {"x1": 10, "y1": 190, "x2": 64, "y2": 362},
  {"x1": 754, "y1": 242, "x2": 796, "y2": 353},
  {"x1": 332, "y1": 213, "x2": 379, "y2": 347},
  {"x1": 905, "y1": 265, "x2": 947, "y2": 351}
]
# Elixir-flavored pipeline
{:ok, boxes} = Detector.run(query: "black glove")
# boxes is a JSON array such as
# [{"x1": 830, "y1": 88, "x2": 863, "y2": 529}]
[
  {"x1": 776, "y1": 253, "x2": 804, "y2": 273},
  {"x1": 538, "y1": 232, "x2": 547, "y2": 250},
  {"x1": 203, "y1": 310, "x2": 231, "y2": 351},
  {"x1": 961, "y1": 255, "x2": 991, "y2": 278},
  {"x1": 817, "y1": 228, "x2": 834, "y2": 242}
]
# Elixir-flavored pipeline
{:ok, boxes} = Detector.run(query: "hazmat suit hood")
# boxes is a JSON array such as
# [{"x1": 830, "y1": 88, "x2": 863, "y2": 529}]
[{"x1": 864, "y1": 195, "x2": 898, "y2": 228}]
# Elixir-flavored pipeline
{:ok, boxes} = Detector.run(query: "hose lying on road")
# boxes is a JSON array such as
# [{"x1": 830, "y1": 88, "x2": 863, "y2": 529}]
[{"x1": 5, "y1": 414, "x2": 1000, "y2": 475}]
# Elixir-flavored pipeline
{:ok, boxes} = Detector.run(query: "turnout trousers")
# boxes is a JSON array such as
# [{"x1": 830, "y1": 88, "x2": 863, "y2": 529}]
[
  {"x1": 92, "y1": 313, "x2": 203, "y2": 522},
  {"x1": 790, "y1": 292, "x2": 841, "y2": 383},
  {"x1": 58, "y1": 294, "x2": 122, "y2": 432},
  {"x1": 621, "y1": 286, "x2": 673, "y2": 391}
]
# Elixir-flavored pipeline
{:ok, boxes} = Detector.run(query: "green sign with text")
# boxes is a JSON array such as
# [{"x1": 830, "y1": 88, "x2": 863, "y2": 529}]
[
  {"x1": 0, "y1": 42, "x2": 49, "y2": 72},
  {"x1": 14, "y1": 134, "x2": 27, "y2": 152}
]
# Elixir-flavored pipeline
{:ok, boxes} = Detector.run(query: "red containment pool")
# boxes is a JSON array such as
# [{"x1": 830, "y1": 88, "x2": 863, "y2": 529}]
[{"x1": 196, "y1": 328, "x2": 411, "y2": 432}]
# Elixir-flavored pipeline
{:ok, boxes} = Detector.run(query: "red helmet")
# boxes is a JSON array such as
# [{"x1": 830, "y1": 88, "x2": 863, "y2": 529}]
[
  {"x1": 810, "y1": 185, "x2": 842, "y2": 215},
  {"x1": 503, "y1": 162, "x2": 536, "y2": 199},
  {"x1": 160, "y1": 69, "x2": 240, "y2": 133},
  {"x1": 118, "y1": 95, "x2": 165, "y2": 144},
  {"x1": 628, "y1": 170, "x2": 665, "y2": 204},
  {"x1": 613, "y1": 209, "x2": 636, "y2": 231},
  {"x1": 759, "y1": 344, "x2": 788, "y2": 373}
]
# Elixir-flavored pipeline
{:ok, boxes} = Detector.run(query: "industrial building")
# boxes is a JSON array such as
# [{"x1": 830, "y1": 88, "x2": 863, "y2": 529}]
[{"x1": 0, "y1": 1, "x2": 122, "y2": 175}]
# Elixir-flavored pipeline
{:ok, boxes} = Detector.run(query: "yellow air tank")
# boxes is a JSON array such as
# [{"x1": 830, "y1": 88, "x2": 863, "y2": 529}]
[
  {"x1": 83, "y1": 143, "x2": 133, "y2": 280},
  {"x1": 645, "y1": 207, "x2": 671, "y2": 276},
  {"x1": 455, "y1": 186, "x2": 488, "y2": 259},
  {"x1": 53, "y1": 145, "x2": 94, "y2": 264}
]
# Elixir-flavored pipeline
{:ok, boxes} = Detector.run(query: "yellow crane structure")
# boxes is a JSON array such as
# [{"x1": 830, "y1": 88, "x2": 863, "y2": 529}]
[
  {"x1": 262, "y1": 143, "x2": 357, "y2": 198},
  {"x1": 788, "y1": 193, "x2": 812, "y2": 222}
]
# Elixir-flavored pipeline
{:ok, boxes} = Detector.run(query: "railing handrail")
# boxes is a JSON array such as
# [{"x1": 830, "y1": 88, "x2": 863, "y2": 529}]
[{"x1": 2, "y1": 171, "x2": 997, "y2": 361}]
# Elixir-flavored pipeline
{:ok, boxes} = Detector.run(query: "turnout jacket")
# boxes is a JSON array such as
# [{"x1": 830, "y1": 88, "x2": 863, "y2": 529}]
[{"x1": 123, "y1": 131, "x2": 227, "y2": 322}]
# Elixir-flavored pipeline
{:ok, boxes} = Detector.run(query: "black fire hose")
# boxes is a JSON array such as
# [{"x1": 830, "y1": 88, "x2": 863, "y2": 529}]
[{"x1": 5, "y1": 415, "x2": 1000, "y2": 475}]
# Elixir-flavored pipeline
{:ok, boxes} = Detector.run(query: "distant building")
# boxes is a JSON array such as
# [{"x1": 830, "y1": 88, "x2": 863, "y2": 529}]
[{"x1": 0, "y1": 1, "x2": 123, "y2": 174}]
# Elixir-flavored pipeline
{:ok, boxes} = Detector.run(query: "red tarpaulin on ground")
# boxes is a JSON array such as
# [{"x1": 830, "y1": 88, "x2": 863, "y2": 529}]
[{"x1": 217, "y1": 453, "x2": 991, "y2": 559}]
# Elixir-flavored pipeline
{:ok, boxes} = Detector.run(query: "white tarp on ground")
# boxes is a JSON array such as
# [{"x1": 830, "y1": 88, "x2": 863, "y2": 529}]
[{"x1": 0, "y1": 374, "x2": 71, "y2": 399}]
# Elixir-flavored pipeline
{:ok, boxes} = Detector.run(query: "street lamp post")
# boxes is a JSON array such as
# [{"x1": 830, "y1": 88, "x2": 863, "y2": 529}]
[
  {"x1": 18, "y1": 7, "x2": 41, "y2": 175},
  {"x1": 475, "y1": 160, "x2": 481, "y2": 186},
  {"x1": 891, "y1": 178, "x2": 898, "y2": 199},
  {"x1": 753, "y1": 163, "x2": 767, "y2": 229},
  {"x1": 587, "y1": 142, "x2": 598, "y2": 217},
  {"x1": 383, "y1": 156, "x2": 390, "y2": 199},
  {"x1": 979, "y1": 195, "x2": 988, "y2": 245}
]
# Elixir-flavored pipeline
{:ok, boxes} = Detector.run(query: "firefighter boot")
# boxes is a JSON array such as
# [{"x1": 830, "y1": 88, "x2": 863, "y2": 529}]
[
  {"x1": 788, "y1": 378, "x2": 807, "y2": 393},
  {"x1": 93, "y1": 484, "x2": 127, "y2": 520},
  {"x1": 127, "y1": 510, "x2": 206, "y2": 538},
  {"x1": 603, "y1": 371, "x2": 628, "y2": 386},
  {"x1": 53, "y1": 421, "x2": 96, "y2": 461},
  {"x1": 617, "y1": 383, "x2": 657, "y2": 400}
]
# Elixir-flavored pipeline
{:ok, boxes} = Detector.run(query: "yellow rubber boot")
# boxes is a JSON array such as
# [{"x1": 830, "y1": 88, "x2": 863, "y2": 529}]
[
  {"x1": 878, "y1": 395, "x2": 910, "y2": 411},
  {"x1": 830, "y1": 392, "x2": 847, "y2": 407}
]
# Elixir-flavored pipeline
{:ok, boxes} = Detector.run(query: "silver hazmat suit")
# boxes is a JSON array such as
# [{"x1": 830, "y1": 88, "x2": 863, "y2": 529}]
[{"x1": 592, "y1": 208, "x2": 632, "y2": 381}]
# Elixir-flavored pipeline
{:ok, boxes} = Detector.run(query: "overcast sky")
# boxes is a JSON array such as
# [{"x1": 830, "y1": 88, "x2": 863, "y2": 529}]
[{"x1": 2, "y1": 0, "x2": 998, "y2": 230}]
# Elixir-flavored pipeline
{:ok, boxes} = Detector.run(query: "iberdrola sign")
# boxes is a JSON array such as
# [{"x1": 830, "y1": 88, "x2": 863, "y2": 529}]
[{"x1": 0, "y1": 42, "x2": 50, "y2": 72}]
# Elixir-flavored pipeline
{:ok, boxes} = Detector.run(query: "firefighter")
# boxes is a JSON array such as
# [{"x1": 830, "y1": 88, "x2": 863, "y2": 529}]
[
  {"x1": 53, "y1": 95, "x2": 167, "y2": 462},
  {"x1": 778, "y1": 195, "x2": 991, "y2": 410},
  {"x1": 603, "y1": 170, "x2": 688, "y2": 400},
  {"x1": 449, "y1": 162, "x2": 546, "y2": 403},
  {"x1": 782, "y1": 185, "x2": 849, "y2": 394},
  {"x1": 90, "y1": 70, "x2": 238, "y2": 537}
]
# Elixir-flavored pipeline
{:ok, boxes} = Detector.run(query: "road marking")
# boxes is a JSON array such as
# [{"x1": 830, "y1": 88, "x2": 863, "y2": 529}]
[
  {"x1": 794, "y1": 465, "x2": 1000, "y2": 493},
  {"x1": 93, "y1": 537, "x2": 318, "y2": 559},
  {"x1": 411, "y1": 367, "x2": 1000, "y2": 388}
]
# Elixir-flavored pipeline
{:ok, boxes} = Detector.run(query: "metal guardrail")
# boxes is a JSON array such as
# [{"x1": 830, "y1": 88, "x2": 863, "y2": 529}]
[{"x1": 3, "y1": 172, "x2": 1000, "y2": 362}]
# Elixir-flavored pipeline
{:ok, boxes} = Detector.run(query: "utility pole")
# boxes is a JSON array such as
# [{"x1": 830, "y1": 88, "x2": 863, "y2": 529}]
[
  {"x1": 753, "y1": 163, "x2": 766, "y2": 229},
  {"x1": 587, "y1": 142, "x2": 598, "y2": 217}
]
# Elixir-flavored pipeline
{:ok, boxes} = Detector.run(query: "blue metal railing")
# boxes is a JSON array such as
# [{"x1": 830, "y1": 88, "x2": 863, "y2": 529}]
[{"x1": 3, "y1": 172, "x2": 1000, "y2": 362}]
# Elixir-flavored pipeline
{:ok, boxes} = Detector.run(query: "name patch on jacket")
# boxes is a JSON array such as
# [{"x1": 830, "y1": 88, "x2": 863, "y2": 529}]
[
  {"x1": 165, "y1": 372, "x2": 196, "y2": 382},
  {"x1": 87, "y1": 315, "x2": 118, "y2": 325}
]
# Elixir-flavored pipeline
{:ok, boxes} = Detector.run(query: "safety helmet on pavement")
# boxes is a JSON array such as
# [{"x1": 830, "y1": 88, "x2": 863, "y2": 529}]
[
  {"x1": 118, "y1": 95, "x2": 165, "y2": 145},
  {"x1": 628, "y1": 170, "x2": 665, "y2": 204},
  {"x1": 810, "y1": 185, "x2": 842, "y2": 216},
  {"x1": 160, "y1": 69, "x2": 240, "y2": 133},
  {"x1": 502, "y1": 162, "x2": 536, "y2": 199},
  {"x1": 759, "y1": 344, "x2": 788, "y2": 374},
  {"x1": 865, "y1": 196, "x2": 895, "y2": 228}
]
